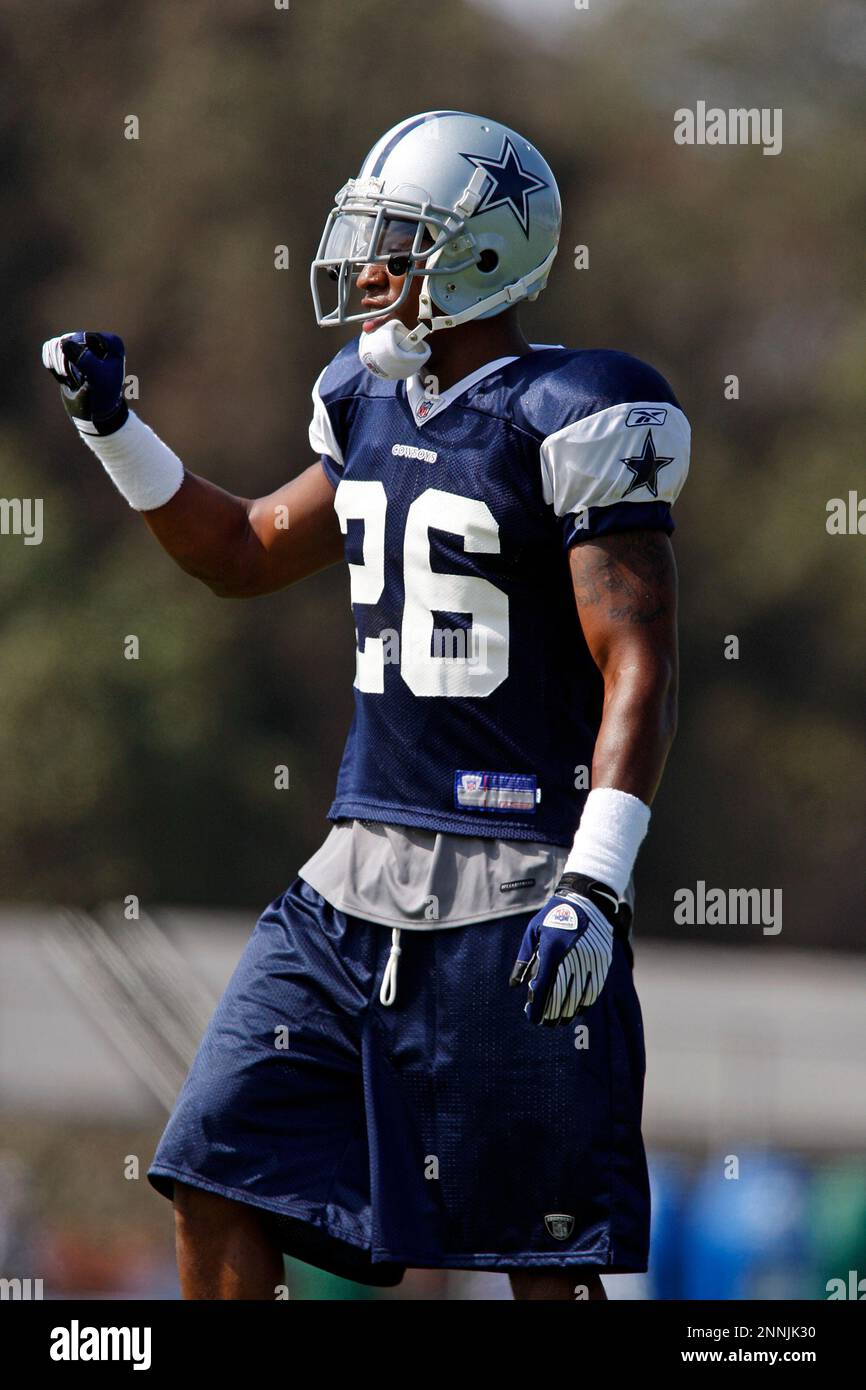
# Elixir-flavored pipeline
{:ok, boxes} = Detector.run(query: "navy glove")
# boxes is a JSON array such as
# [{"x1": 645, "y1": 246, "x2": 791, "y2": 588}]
[
  {"x1": 510, "y1": 873, "x2": 624, "y2": 1026},
  {"x1": 42, "y1": 331, "x2": 128, "y2": 436}
]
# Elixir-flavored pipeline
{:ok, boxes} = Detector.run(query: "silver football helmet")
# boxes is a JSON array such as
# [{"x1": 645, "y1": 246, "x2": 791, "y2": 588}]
[{"x1": 311, "y1": 111, "x2": 561, "y2": 376}]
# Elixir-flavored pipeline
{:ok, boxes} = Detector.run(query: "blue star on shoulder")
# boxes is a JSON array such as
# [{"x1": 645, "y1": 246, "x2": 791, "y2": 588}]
[
  {"x1": 620, "y1": 429, "x2": 674, "y2": 498},
  {"x1": 459, "y1": 135, "x2": 548, "y2": 238}
]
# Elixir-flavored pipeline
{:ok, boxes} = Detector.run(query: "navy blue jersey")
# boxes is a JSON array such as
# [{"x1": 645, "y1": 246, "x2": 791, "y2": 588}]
[{"x1": 308, "y1": 341, "x2": 690, "y2": 846}]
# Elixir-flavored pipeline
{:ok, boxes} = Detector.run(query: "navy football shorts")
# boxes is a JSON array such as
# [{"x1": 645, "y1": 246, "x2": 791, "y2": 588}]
[{"x1": 149, "y1": 878, "x2": 650, "y2": 1284}]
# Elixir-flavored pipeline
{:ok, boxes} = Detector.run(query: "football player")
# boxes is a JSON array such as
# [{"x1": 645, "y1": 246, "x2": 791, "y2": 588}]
[{"x1": 42, "y1": 111, "x2": 689, "y2": 1300}]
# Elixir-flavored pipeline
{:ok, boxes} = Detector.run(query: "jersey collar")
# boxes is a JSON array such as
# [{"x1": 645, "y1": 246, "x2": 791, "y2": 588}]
[
  {"x1": 405, "y1": 354, "x2": 522, "y2": 427},
  {"x1": 404, "y1": 345, "x2": 561, "y2": 427}
]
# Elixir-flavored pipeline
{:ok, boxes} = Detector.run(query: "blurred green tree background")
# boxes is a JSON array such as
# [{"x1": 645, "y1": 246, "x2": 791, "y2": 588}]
[{"x1": 1, "y1": 0, "x2": 863, "y2": 943}]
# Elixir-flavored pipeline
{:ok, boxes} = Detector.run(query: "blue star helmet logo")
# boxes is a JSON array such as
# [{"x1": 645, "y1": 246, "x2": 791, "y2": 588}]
[{"x1": 459, "y1": 135, "x2": 548, "y2": 238}]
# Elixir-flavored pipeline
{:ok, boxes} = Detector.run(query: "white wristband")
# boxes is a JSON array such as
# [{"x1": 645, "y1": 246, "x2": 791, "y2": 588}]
[
  {"x1": 79, "y1": 410, "x2": 185, "y2": 511},
  {"x1": 563, "y1": 787, "x2": 651, "y2": 897}
]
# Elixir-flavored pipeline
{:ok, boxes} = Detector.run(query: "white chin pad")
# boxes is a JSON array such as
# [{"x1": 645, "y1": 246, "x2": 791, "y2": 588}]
[{"x1": 358, "y1": 319, "x2": 431, "y2": 380}]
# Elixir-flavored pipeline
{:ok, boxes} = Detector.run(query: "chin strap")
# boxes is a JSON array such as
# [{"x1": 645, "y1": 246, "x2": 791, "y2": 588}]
[{"x1": 411, "y1": 245, "x2": 558, "y2": 345}]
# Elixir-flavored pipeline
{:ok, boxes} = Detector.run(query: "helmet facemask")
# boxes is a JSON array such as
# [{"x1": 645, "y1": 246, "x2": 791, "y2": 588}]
[{"x1": 310, "y1": 179, "x2": 479, "y2": 329}]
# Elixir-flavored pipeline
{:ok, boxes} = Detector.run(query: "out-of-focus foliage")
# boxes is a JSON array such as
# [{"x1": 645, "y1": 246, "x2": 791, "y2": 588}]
[{"x1": 1, "y1": 0, "x2": 863, "y2": 942}]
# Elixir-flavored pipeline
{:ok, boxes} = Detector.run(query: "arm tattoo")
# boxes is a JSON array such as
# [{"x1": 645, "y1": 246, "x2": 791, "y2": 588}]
[{"x1": 571, "y1": 530, "x2": 675, "y2": 625}]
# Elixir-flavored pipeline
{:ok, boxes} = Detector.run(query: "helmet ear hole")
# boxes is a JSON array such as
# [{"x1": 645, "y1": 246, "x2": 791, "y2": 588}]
[{"x1": 477, "y1": 249, "x2": 499, "y2": 273}]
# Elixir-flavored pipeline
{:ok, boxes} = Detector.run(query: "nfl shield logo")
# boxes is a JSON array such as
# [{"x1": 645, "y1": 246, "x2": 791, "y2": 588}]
[{"x1": 544, "y1": 1213, "x2": 575, "y2": 1241}]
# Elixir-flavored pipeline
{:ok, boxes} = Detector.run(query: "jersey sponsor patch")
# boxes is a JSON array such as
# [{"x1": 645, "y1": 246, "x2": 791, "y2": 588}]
[
  {"x1": 625, "y1": 406, "x2": 667, "y2": 427},
  {"x1": 454, "y1": 770, "x2": 537, "y2": 814}
]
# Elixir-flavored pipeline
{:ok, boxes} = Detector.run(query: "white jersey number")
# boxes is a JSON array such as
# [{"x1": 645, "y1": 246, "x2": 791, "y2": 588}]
[{"x1": 334, "y1": 481, "x2": 509, "y2": 698}]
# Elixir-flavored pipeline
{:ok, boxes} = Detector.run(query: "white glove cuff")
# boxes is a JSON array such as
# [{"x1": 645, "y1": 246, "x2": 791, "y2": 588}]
[
  {"x1": 563, "y1": 787, "x2": 651, "y2": 897},
  {"x1": 79, "y1": 410, "x2": 185, "y2": 511}
]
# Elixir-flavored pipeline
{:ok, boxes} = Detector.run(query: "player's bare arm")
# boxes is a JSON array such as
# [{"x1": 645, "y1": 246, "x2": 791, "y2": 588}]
[
  {"x1": 570, "y1": 528, "x2": 678, "y2": 804},
  {"x1": 510, "y1": 529, "x2": 680, "y2": 1028},
  {"x1": 140, "y1": 464, "x2": 344, "y2": 597},
  {"x1": 40, "y1": 330, "x2": 343, "y2": 596}
]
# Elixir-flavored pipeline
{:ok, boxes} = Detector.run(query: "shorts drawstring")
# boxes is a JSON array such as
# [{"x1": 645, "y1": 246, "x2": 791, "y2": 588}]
[{"x1": 379, "y1": 927, "x2": 402, "y2": 1007}]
